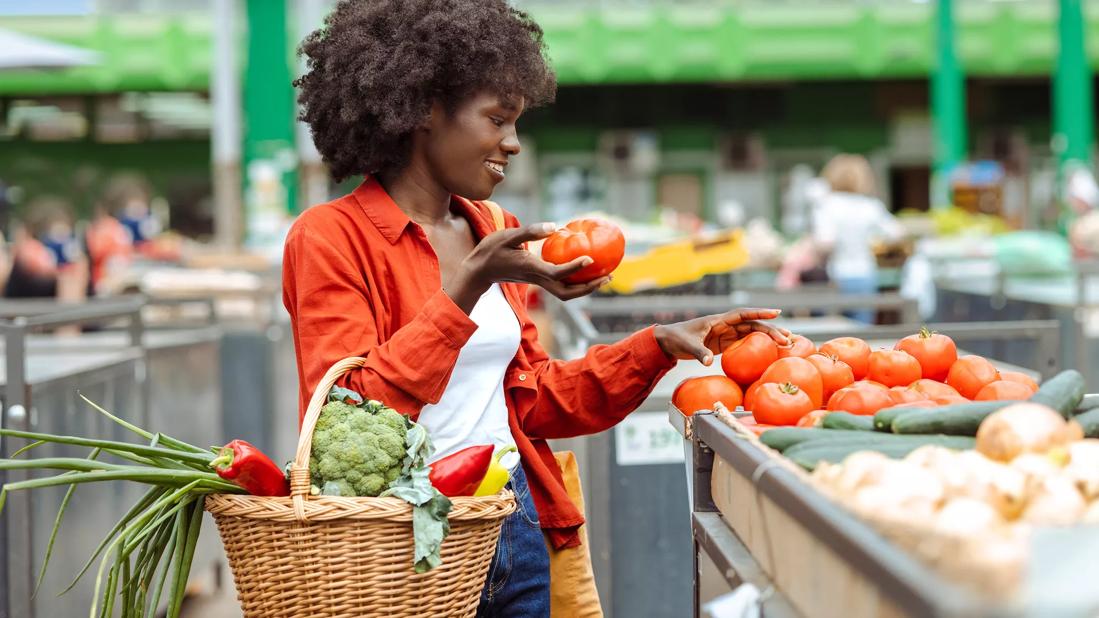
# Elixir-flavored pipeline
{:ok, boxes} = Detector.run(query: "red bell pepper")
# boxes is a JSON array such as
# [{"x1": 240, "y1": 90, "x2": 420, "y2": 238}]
[
  {"x1": 210, "y1": 439, "x2": 290, "y2": 497},
  {"x1": 428, "y1": 444, "x2": 494, "y2": 497}
]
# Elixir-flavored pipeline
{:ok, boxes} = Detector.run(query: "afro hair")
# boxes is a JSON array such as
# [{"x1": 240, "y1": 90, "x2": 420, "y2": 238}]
[{"x1": 295, "y1": 0, "x2": 557, "y2": 182}]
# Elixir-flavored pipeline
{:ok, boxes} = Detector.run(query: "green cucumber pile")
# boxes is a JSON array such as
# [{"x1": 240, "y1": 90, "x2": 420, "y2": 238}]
[{"x1": 761, "y1": 370, "x2": 1089, "y2": 471}]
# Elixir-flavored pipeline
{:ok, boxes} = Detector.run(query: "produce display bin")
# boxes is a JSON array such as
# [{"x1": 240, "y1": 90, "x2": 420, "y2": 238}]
[
  {"x1": 936, "y1": 260, "x2": 1099, "y2": 392},
  {"x1": 549, "y1": 286, "x2": 1062, "y2": 618},
  {"x1": 674, "y1": 409, "x2": 1099, "y2": 618}
]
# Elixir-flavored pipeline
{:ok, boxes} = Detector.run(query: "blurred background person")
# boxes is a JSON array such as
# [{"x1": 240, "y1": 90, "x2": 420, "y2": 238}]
[
  {"x1": 6, "y1": 196, "x2": 88, "y2": 305},
  {"x1": 811, "y1": 154, "x2": 904, "y2": 323},
  {"x1": 84, "y1": 174, "x2": 141, "y2": 294}
]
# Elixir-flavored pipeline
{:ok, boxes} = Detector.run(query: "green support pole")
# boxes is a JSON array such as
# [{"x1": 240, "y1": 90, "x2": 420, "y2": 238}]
[
  {"x1": 1054, "y1": 0, "x2": 1093, "y2": 190},
  {"x1": 931, "y1": 0, "x2": 966, "y2": 208},
  {"x1": 243, "y1": 0, "x2": 297, "y2": 246}
]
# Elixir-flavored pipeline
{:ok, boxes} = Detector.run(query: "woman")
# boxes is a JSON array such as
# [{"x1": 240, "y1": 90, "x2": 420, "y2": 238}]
[
  {"x1": 811, "y1": 154, "x2": 905, "y2": 324},
  {"x1": 286, "y1": 2, "x2": 788, "y2": 615}
]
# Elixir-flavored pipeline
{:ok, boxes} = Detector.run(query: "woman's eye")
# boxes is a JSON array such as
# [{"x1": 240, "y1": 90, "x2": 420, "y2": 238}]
[{"x1": 490, "y1": 117, "x2": 504, "y2": 127}]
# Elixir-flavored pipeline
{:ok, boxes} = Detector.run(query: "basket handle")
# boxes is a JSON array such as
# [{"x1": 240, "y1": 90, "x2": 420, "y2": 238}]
[{"x1": 289, "y1": 356, "x2": 368, "y2": 500}]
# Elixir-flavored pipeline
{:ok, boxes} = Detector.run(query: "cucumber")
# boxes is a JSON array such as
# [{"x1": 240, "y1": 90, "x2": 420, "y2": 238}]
[
  {"x1": 1074, "y1": 394, "x2": 1099, "y2": 415},
  {"x1": 1029, "y1": 369, "x2": 1086, "y2": 418},
  {"x1": 890, "y1": 401, "x2": 1013, "y2": 436},
  {"x1": 874, "y1": 405, "x2": 925, "y2": 432},
  {"x1": 784, "y1": 435, "x2": 976, "y2": 471},
  {"x1": 822, "y1": 412, "x2": 875, "y2": 432},
  {"x1": 758, "y1": 428, "x2": 876, "y2": 452},
  {"x1": 1074, "y1": 408, "x2": 1099, "y2": 438}
]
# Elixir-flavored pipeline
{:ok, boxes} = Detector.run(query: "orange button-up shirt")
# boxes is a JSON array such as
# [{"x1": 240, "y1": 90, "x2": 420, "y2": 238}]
[{"x1": 282, "y1": 177, "x2": 675, "y2": 548}]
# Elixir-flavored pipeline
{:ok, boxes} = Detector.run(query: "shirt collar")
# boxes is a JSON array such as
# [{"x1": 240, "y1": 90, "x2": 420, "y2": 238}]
[
  {"x1": 352, "y1": 176, "x2": 412, "y2": 244},
  {"x1": 352, "y1": 176, "x2": 495, "y2": 244}
]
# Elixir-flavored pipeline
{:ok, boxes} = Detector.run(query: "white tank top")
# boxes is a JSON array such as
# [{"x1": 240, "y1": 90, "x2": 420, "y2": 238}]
[{"x1": 418, "y1": 284, "x2": 521, "y2": 464}]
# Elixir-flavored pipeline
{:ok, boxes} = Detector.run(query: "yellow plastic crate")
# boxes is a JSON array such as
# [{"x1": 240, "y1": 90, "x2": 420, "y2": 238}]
[{"x1": 606, "y1": 229, "x2": 748, "y2": 295}]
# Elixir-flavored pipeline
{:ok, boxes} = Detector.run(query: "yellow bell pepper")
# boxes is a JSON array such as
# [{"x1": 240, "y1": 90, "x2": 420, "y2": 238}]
[{"x1": 473, "y1": 445, "x2": 518, "y2": 497}]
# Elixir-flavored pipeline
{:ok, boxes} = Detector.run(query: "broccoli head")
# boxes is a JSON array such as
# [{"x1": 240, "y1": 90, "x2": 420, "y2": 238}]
[{"x1": 310, "y1": 399, "x2": 409, "y2": 497}]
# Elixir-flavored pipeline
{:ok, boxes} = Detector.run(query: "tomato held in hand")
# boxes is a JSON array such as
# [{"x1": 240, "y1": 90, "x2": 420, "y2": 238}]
[
  {"x1": 540, "y1": 218, "x2": 626, "y2": 284},
  {"x1": 998, "y1": 371, "x2": 1040, "y2": 393},
  {"x1": 827, "y1": 385, "x2": 894, "y2": 416},
  {"x1": 753, "y1": 382, "x2": 816, "y2": 425},
  {"x1": 672, "y1": 375, "x2": 743, "y2": 415},
  {"x1": 895, "y1": 327, "x2": 958, "y2": 381},
  {"x1": 721, "y1": 332, "x2": 779, "y2": 386},
  {"x1": 867, "y1": 349, "x2": 922, "y2": 388},
  {"x1": 806, "y1": 353, "x2": 855, "y2": 403},
  {"x1": 975, "y1": 380, "x2": 1033, "y2": 401},
  {"x1": 776, "y1": 334, "x2": 816, "y2": 359},
  {"x1": 946, "y1": 355, "x2": 1001, "y2": 399},
  {"x1": 759, "y1": 357, "x2": 824, "y2": 408},
  {"x1": 819, "y1": 337, "x2": 871, "y2": 380}
]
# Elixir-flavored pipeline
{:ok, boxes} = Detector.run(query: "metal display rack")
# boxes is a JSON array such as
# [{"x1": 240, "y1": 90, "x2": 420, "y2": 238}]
[{"x1": 0, "y1": 296, "x2": 226, "y2": 618}]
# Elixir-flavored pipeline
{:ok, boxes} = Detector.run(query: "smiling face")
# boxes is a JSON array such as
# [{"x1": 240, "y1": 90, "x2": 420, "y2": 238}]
[{"x1": 420, "y1": 91, "x2": 525, "y2": 201}]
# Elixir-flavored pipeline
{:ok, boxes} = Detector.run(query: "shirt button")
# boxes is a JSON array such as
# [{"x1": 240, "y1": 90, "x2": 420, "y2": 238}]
[{"x1": 518, "y1": 374, "x2": 527, "y2": 382}]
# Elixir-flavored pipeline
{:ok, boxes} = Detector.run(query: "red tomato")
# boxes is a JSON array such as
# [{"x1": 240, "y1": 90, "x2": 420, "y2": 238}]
[
  {"x1": 743, "y1": 381, "x2": 762, "y2": 411},
  {"x1": 753, "y1": 382, "x2": 816, "y2": 425},
  {"x1": 819, "y1": 337, "x2": 871, "y2": 380},
  {"x1": 739, "y1": 415, "x2": 780, "y2": 436},
  {"x1": 895, "y1": 328, "x2": 958, "y2": 382},
  {"x1": 540, "y1": 218, "x2": 625, "y2": 284},
  {"x1": 721, "y1": 332, "x2": 779, "y2": 386},
  {"x1": 867, "y1": 349, "x2": 922, "y2": 388},
  {"x1": 672, "y1": 376, "x2": 743, "y2": 415},
  {"x1": 998, "y1": 371, "x2": 1040, "y2": 393},
  {"x1": 946, "y1": 356, "x2": 1001, "y2": 399},
  {"x1": 909, "y1": 379, "x2": 960, "y2": 400},
  {"x1": 827, "y1": 386, "x2": 894, "y2": 416},
  {"x1": 758, "y1": 357, "x2": 825, "y2": 408},
  {"x1": 975, "y1": 380, "x2": 1033, "y2": 401},
  {"x1": 776, "y1": 334, "x2": 816, "y2": 359},
  {"x1": 796, "y1": 409, "x2": 828, "y2": 428},
  {"x1": 852, "y1": 380, "x2": 889, "y2": 391},
  {"x1": 888, "y1": 386, "x2": 929, "y2": 406},
  {"x1": 878, "y1": 401, "x2": 937, "y2": 416},
  {"x1": 806, "y1": 353, "x2": 855, "y2": 403},
  {"x1": 932, "y1": 395, "x2": 970, "y2": 405}
]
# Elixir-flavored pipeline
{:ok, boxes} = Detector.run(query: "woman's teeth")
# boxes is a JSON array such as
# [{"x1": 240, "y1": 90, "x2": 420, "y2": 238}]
[{"x1": 485, "y1": 161, "x2": 504, "y2": 175}]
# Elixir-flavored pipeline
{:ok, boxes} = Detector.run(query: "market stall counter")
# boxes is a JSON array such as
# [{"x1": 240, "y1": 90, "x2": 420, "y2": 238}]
[{"x1": 676, "y1": 407, "x2": 1099, "y2": 618}]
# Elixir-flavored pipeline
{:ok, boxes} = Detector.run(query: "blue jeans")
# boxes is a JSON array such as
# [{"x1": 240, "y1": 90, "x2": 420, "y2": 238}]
[
  {"x1": 836, "y1": 274, "x2": 878, "y2": 324},
  {"x1": 477, "y1": 465, "x2": 551, "y2": 618}
]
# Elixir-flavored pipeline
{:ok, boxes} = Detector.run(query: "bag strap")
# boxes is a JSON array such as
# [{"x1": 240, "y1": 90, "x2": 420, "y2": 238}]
[{"x1": 484, "y1": 200, "x2": 506, "y2": 232}]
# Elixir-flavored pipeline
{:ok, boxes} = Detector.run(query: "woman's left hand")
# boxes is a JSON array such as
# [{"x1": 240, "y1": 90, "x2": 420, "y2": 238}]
[{"x1": 653, "y1": 308, "x2": 790, "y2": 366}]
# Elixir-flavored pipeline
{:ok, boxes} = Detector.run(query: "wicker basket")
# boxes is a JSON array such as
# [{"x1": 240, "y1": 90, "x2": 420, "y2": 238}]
[{"x1": 206, "y1": 357, "x2": 516, "y2": 617}]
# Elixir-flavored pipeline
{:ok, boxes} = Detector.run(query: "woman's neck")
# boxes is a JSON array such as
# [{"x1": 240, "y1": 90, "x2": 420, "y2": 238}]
[{"x1": 377, "y1": 163, "x2": 453, "y2": 226}]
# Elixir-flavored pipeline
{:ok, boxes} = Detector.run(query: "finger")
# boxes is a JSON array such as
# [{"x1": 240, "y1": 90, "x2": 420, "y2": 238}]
[
  {"x1": 544, "y1": 255, "x2": 594, "y2": 281},
  {"x1": 716, "y1": 308, "x2": 782, "y2": 325},
  {"x1": 687, "y1": 339, "x2": 713, "y2": 366},
  {"x1": 504, "y1": 223, "x2": 558, "y2": 246},
  {"x1": 548, "y1": 276, "x2": 609, "y2": 300},
  {"x1": 734, "y1": 321, "x2": 790, "y2": 345}
]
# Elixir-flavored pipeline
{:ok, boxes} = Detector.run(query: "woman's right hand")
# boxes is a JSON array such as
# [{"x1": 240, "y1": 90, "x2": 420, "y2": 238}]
[{"x1": 447, "y1": 223, "x2": 609, "y2": 314}]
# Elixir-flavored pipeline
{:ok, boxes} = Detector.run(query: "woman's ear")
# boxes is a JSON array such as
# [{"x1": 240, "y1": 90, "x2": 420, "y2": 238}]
[{"x1": 419, "y1": 100, "x2": 446, "y2": 132}]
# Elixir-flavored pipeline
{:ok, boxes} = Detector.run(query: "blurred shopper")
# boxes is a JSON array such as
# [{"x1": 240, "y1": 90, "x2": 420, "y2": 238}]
[
  {"x1": 5, "y1": 197, "x2": 88, "y2": 306},
  {"x1": 811, "y1": 154, "x2": 904, "y2": 323},
  {"x1": 287, "y1": 2, "x2": 789, "y2": 615},
  {"x1": 85, "y1": 175, "x2": 142, "y2": 293}
]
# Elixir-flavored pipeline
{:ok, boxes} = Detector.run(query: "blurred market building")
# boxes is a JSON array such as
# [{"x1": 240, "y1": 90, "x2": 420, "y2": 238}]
[{"x1": 0, "y1": 0, "x2": 1097, "y2": 249}]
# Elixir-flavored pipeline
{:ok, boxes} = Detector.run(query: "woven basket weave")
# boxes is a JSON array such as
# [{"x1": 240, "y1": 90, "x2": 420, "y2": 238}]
[{"x1": 206, "y1": 357, "x2": 516, "y2": 617}]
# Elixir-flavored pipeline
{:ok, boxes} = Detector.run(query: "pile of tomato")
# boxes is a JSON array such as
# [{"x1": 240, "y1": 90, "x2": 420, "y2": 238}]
[{"x1": 671, "y1": 327, "x2": 1040, "y2": 433}]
